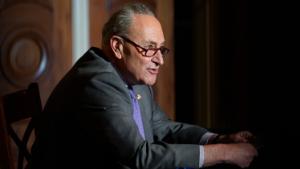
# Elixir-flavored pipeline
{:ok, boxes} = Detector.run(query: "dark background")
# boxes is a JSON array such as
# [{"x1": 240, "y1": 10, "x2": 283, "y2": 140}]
[{"x1": 174, "y1": 0, "x2": 290, "y2": 168}]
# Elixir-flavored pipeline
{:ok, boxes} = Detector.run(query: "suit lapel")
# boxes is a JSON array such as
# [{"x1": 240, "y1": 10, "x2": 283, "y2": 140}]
[{"x1": 134, "y1": 86, "x2": 154, "y2": 142}]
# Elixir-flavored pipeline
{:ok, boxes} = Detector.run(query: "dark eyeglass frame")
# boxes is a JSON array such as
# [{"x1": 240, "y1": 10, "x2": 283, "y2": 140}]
[{"x1": 118, "y1": 35, "x2": 170, "y2": 57}]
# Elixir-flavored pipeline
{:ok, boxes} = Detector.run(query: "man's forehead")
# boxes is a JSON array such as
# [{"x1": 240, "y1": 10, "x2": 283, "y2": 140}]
[{"x1": 129, "y1": 14, "x2": 165, "y2": 44}]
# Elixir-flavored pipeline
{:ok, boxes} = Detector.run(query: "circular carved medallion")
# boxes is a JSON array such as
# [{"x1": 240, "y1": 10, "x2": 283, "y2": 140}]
[{"x1": 0, "y1": 30, "x2": 47, "y2": 87}]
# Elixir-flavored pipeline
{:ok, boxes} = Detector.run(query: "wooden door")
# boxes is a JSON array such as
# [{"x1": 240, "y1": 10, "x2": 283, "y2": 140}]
[
  {"x1": 0, "y1": 0, "x2": 72, "y2": 168},
  {"x1": 0, "y1": 0, "x2": 72, "y2": 106}
]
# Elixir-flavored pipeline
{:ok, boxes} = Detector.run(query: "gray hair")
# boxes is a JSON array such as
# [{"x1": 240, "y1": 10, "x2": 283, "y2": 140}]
[{"x1": 101, "y1": 2, "x2": 156, "y2": 48}]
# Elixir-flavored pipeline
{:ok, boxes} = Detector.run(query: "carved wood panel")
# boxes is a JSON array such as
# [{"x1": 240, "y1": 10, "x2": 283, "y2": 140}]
[
  {"x1": 0, "y1": 1, "x2": 72, "y2": 168},
  {"x1": 0, "y1": 0, "x2": 72, "y2": 106},
  {"x1": 0, "y1": 1, "x2": 52, "y2": 93}
]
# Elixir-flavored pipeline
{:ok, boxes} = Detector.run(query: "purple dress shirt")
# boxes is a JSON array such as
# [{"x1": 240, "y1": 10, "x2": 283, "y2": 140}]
[
  {"x1": 129, "y1": 88, "x2": 145, "y2": 140},
  {"x1": 128, "y1": 87, "x2": 214, "y2": 168}
]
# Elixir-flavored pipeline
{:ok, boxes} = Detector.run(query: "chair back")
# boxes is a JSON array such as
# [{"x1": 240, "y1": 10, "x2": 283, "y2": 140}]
[{"x1": 0, "y1": 83, "x2": 42, "y2": 169}]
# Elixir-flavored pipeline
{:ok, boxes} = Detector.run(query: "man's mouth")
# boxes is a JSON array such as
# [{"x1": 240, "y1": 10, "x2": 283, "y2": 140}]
[{"x1": 148, "y1": 68, "x2": 159, "y2": 75}]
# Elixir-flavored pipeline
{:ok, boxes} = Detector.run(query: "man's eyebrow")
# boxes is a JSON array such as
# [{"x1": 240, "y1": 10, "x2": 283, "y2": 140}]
[{"x1": 145, "y1": 40, "x2": 166, "y2": 46}]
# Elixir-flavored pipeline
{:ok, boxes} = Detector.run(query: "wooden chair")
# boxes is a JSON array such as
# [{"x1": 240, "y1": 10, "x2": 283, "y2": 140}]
[{"x1": 0, "y1": 83, "x2": 42, "y2": 169}]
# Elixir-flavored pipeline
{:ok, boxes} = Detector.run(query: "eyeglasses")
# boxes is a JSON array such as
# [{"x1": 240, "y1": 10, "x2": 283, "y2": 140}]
[{"x1": 119, "y1": 35, "x2": 170, "y2": 57}]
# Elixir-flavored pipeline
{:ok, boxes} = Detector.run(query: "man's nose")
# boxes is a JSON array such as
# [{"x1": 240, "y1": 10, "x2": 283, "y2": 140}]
[{"x1": 152, "y1": 51, "x2": 164, "y2": 65}]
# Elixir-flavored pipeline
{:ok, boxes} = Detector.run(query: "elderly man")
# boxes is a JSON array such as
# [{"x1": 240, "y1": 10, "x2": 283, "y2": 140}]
[{"x1": 30, "y1": 2, "x2": 257, "y2": 169}]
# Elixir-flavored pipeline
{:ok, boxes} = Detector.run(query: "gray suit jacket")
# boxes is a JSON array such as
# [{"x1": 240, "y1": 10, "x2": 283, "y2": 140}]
[{"x1": 31, "y1": 47, "x2": 208, "y2": 169}]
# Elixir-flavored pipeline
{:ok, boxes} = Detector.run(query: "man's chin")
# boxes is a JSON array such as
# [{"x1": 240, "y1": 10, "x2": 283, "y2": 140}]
[{"x1": 143, "y1": 78, "x2": 156, "y2": 86}]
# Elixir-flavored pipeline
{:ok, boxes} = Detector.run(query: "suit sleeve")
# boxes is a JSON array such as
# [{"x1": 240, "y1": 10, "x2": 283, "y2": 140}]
[
  {"x1": 78, "y1": 75, "x2": 201, "y2": 169},
  {"x1": 149, "y1": 88, "x2": 209, "y2": 144}
]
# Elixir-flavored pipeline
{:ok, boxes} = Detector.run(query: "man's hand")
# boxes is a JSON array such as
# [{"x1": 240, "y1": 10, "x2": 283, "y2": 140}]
[
  {"x1": 229, "y1": 131, "x2": 256, "y2": 143},
  {"x1": 214, "y1": 131, "x2": 256, "y2": 144},
  {"x1": 223, "y1": 143, "x2": 258, "y2": 168},
  {"x1": 204, "y1": 143, "x2": 258, "y2": 168}
]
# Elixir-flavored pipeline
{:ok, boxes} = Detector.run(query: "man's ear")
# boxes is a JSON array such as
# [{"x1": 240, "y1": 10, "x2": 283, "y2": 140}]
[{"x1": 110, "y1": 35, "x2": 124, "y2": 59}]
